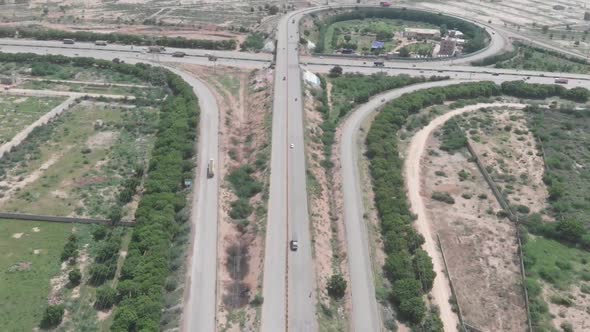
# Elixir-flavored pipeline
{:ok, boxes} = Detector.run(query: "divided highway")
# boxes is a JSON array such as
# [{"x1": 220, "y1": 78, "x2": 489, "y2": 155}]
[{"x1": 261, "y1": 10, "x2": 316, "y2": 332}]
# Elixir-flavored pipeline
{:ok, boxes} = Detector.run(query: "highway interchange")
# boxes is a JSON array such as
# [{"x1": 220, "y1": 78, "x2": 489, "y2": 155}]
[{"x1": 3, "y1": 4, "x2": 590, "y2": 331}]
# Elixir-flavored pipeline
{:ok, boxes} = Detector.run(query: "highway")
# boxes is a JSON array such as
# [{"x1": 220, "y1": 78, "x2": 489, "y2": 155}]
[{"x1": 260, "y1": 10, "x2": 316, "y2": 332}]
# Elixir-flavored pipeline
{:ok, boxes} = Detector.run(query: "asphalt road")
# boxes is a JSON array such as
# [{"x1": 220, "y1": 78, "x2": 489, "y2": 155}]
[
  {"x1": 166, "y1": 68, "x2": 220, "y2": 332},
  {"x1": 260, "y1": 10, "x2": 316, "y2": 332}
]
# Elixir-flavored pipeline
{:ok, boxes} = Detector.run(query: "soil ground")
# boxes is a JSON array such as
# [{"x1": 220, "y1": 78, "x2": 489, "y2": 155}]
[
  {"x1": 180, "y1": 64, "x2": 272, "y2": 331},
  {"x1": 421, "y1": 133, "x2": 527, "y2": 331},
  {"x1": 406, "y1": 103, "x2": 528, "y2": 331}
]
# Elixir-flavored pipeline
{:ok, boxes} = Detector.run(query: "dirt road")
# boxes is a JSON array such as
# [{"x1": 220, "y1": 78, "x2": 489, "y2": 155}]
[{"x1": 404, "y1": 102, "x2": 524, "y2": 331}]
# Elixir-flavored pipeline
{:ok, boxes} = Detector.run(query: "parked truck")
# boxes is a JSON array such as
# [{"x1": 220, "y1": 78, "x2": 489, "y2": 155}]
[
  {"x1": 63, "y1": 39, "x2": 75, "y2": 45},
  {"x1": 207, "y1": 159, "x2": 215, "y2": 178},
  {"x1": 555, "y1": 78, "x2": 569, "y2": 84},
  {"x1": 147, "y1": 45, "x2": 166, "y2": 53}
]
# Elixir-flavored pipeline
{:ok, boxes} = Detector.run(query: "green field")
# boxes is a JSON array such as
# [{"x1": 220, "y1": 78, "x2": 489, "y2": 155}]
[
  {"x1": 0, "y1": 219, "x2": 87, "y2": 331},
  {"x1": 0, "y1": 103, "x2": 158, "y2": 219},
  {"x1": 322, "y1": 18, "x2": 436, "y2": 54},
  {"x1": 0, "y1": 96, "x2": 65, "y2": 144}
]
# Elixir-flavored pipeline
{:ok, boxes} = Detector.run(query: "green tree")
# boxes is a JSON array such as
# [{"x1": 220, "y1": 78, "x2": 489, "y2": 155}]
[
  {"x1": 95, "y1": 286, "x2": 117, "y2": 309},
  {"x1": 268, "y1": 5, "x2": 279, "y2": 15},
  {"x1": 109, "y1": 206, "x2": 122, "y2": 224},
  {"x1": 413, "y1": 249, "x2": 436, "y2": 291},
  {"x1": 68, "y1": 269, "x2": 82, "y2": 285},
  {"x1": 326, "y1": 273, "x2": 347, "y2": 299},
  {"x1": 399, "y1": 296, "x2": 427, "y2": 323},
  {"x1": 556, "y1": 219, "x2": 585, "y2": 243},
  {"x1": 40, "y1": 304, "x2": 65, "y2": 328},
  {"x1": 399, "y1": 47, "x2": 411, "y2": 57},
  {"x1": 92, "y1": 225, "x2": 108, "y2": 241},
  {"x1": 329, "y1": 65, "x2": 343, "y2": 78}
]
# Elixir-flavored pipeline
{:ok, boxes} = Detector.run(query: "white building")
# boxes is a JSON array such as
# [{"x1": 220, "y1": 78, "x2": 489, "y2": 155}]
[
  {"x1": 403, "y1": 28, "x2": 441, "y2": 40},
  {"x1": 448, "y1": 30, "x2": 464, "y2": 38}
]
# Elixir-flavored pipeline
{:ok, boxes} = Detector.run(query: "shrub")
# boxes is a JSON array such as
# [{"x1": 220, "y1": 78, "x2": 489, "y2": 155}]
[
  {"x1": 327, "y1": 273, "x2": 347, "y2": 299},
  {"x1": 68, "y1": 269, "x2": 82, "y2": 285},
  {"x1": 440, "y1": 120, "x2": 467, "y2": 152},
  {"x1": 95, "y1": 286, "x2": 117, "y2": 310},
  {"x1": 92, "y1": 225, "x2": 108, "y2": 241},
  {"x1": 431, "y1": 191, "x2": 455, "y2": 204},
  {"x1": 251, "y1": 293, "x2": 264, "y2": 306},
  {"x1": 40, "y1": 304, "x2": 65, "y2": 328}
]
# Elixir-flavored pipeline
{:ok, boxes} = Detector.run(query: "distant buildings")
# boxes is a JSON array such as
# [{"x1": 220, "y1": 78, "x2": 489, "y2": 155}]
[{"x1": 404, "y1": 28, "x2": 441, "y2": 40}]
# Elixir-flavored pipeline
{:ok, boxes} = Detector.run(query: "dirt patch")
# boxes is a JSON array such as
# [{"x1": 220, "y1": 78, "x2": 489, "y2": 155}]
[
  {"x1": 7, "y1": 261, "x2": 31, "y2": 272},
  {"x1": 97, "y1": 309, "x2": 113, "y2": 321},
  {"x1": 86, "y1": 131, "x2": 118, "y2": 149},
  {"x1": 460, "y1": 108, "x2": 549, "y2": 215},
  {"x1": 11, "y1": 232, "x2": 24, "y2": 239}
]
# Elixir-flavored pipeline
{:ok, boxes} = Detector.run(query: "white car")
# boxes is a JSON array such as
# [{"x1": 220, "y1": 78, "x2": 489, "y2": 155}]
[{"x1": 290, "y1": 143, "x2": 294, "y2": 149}]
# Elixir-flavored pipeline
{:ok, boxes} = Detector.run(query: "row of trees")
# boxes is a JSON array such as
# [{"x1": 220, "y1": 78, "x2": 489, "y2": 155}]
[
  {"x1": 314, "y1": 7, "x2": 488, "y2": 54},
  {"x1": 501, "y1": 81, "x2": 590, "y2": 102},
  {"x1": 0, "y1": 26, "x2": 237, "y2": 50},
  {"x1": 366, "y1": 81, "x2": 512, "y2": 326}
]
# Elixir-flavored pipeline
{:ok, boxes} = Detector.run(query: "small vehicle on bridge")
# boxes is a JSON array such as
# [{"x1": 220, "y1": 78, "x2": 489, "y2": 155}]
[
  {"x1": 290, "y1": 240, "x2": 299, "y2": 251},
  {"x1": 63, "y1": 39, "x2": 75, "y2": 45},
  {"x1": 95, "y1": 40, "x2": 108, "y2": 46},
  {"x1": 373, "y1": 61, "x2": 385, "y2": 67},
  {"x1": 172, "y1": 51, "x2": 186, "y2": 58}
]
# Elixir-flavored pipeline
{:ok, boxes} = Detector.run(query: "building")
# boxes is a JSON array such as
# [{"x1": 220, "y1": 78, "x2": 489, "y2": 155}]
[
  {"x1": 448, "y1": 29, "x2": 464, "y2": 38},
  {"x1": 439, "y1": 38, "x2": 456, "y2": 56},
  {"x1": 404, "y1": 28, "x2": 441, "y2": 40},
  {"x1": 371, "y1": 41, "x2": 385, "y2": 50}
]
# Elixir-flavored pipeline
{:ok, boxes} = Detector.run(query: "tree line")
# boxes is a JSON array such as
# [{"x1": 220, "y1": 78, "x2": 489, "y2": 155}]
[
  {"x1": 313, "y1": 7, "x2": 488, "y2": 54},
  {"x1": 0, "y1": 26, "x2": 237, "y2": 50},
  {"x1": 0, "y1": 52, "x2": 199, "y2": 330}
]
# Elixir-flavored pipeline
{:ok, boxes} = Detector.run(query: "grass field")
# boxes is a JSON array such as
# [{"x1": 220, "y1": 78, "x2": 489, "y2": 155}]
[
  {"x1": 0, "y1": 102, "x2": 158, "y2": 219},
  {"x1": 496, "y1": 45, "x2": 590, "y2": 73},
  {"x1": 0, "y1": 96, "x2": 65, "y2": 144},
  {"x1": 0, "y1": 219, "x2": 87, "y2": 331},
  {"x1": 322, "y1": 18, "x2": 436, "y2": 53}
]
